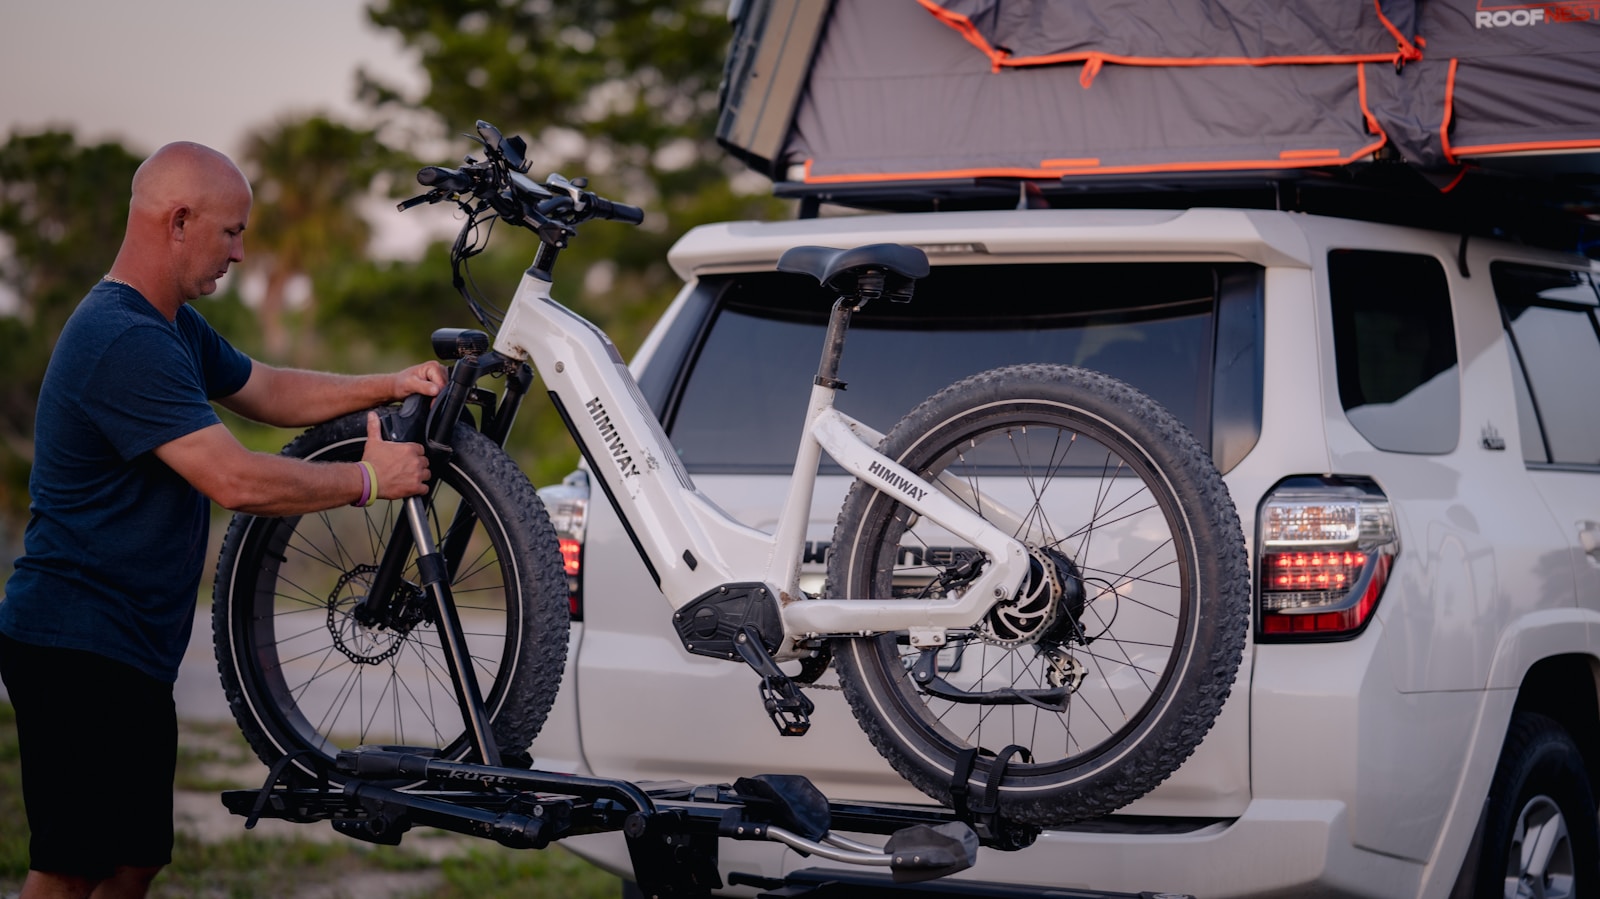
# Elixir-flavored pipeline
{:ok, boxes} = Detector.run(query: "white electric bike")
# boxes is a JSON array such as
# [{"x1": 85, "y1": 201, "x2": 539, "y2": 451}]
[{"x1": 213, "y1": 121, "x2": 1250, "y2": 828}]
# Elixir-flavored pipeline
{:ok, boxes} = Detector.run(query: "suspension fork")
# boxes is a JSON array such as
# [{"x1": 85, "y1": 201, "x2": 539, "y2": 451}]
[
  {"x1": 355, "y1": 351, "x2": 533, "y2": 766},
  {"x1": 359, "y1": 351, "x2": 524, "y2": 618},
  {"x1": 433, "y1": 359, "x2": 532, "y2": 575}
]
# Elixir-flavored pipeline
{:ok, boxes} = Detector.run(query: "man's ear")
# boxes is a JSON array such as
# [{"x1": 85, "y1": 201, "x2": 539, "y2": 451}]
[{"x1": 169, "y1": 204, "x2": 191, "y2": 242}]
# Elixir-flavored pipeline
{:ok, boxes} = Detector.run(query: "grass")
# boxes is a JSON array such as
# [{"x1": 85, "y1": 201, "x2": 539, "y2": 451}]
[{"x1": 0, "y1": 701, "x2": 623, "y2": 898}]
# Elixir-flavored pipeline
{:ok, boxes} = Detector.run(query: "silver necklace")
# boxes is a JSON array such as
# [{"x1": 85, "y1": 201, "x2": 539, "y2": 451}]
[{"x1": 102, "y1": 274, "x2": 133, "y2": 287}]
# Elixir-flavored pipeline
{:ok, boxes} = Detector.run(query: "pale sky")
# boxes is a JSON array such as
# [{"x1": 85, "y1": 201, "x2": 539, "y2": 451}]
[
  {"x1": 2, "y1": 0, "x2": 423, "y2": 158},
  {"x1": 0, "y1": 0, "x2": 435, "y2": 260}
]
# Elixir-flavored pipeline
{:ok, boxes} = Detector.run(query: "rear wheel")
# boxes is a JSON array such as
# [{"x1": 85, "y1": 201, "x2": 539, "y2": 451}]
[
  {"x1": 828, "y1": 364, "x2": 1249, "y2": 826},
  {"x1": 212, "y1": 409, "x2": 569, "y2": 782},
  {"x1": 1473, "y1": 712, "x2": 1598, "y2": 899}
]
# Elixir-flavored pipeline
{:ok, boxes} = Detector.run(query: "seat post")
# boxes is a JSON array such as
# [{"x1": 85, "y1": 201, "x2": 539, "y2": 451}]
[{"x1": 815, "y1": 274, "x2": 878, "y2": 390}]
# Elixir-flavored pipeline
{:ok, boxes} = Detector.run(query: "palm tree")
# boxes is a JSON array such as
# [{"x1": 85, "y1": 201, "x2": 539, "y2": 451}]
[{"x1": 238, "y1": 115, "x2": 398, "y2": 362}]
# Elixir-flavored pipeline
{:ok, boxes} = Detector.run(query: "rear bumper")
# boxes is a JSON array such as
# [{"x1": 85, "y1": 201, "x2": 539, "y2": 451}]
[{"x1": 1007, "y1": 800, "x2": 1422, "y2": 898}]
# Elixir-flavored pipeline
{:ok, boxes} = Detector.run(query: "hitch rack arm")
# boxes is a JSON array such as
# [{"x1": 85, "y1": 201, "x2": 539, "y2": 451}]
[{"x1": 221, "y1": 746, "x2": 1191, "y2": 899}]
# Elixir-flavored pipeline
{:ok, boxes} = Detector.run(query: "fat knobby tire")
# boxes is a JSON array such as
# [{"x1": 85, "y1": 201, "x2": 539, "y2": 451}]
[
  {"x1": 827, "y1": 363, "x2": 1250, "y2": 827},
  {"x1": 212, "y1": 409, "x2": 569, "y2": 783}
]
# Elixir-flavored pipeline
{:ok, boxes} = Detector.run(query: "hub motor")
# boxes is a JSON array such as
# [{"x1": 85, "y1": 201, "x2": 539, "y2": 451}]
[{"x1": 979, "y1": 545, "x2": 1085, "y2": 646}]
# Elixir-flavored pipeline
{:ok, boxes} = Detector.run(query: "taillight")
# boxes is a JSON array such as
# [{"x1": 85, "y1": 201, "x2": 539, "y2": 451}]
[
  {"x1": 558, "y1": 537, "x2": 583, "y2": 617},
  {"x1": 537, "y1": 471, "x2": 589, "y2": 621},
  {"x1": 1256, "y1": 476, "x2": 1397, "y2": 641}
]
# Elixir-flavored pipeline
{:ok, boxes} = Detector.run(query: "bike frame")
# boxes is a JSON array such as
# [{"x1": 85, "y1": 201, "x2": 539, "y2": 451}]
[{"x1": 492, "y1": 268, "x2": 1030, "y2": 660}]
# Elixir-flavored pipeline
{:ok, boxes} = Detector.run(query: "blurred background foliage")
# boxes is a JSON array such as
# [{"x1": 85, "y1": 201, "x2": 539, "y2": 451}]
[{"x1": 0, "y1": 0, "x2": 789, "y2": 559}]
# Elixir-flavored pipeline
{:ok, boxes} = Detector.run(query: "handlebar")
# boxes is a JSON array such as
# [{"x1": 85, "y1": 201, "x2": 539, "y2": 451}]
[
  {"x1": 397, "y1": 120, "x2": 644, "y2": 241},
  {"x1": 394, "y1": 119, "x2": 646, "y2": 331}
]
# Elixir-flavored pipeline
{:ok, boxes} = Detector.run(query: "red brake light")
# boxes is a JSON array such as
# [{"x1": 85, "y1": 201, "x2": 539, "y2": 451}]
[
  {"x1": 559, "y1": 537, "x2": 582, "y2": 577},
  {"x1": 558, "y1": 536, "x2": 583, "y2": 618},
  {"x1": 1260, "y1": 552, "x2": 1392, "y2": 636},
  {"x1": 1256, "y1": 478, "x2": 1397, "y2": 641},
  {"x1": 537, "y1": 472, "x2": 589, "y2": 622}
]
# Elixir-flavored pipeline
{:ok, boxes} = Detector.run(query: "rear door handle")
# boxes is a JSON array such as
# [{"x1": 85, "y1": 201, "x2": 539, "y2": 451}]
[{"x1": 1581, "y1": 521, "x2": 1600, "y2": 562}]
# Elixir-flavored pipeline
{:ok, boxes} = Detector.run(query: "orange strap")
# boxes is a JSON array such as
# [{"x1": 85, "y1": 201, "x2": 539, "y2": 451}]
[{"x1": 1440, "y1": 58, "x2": 1460, "y2": 165}]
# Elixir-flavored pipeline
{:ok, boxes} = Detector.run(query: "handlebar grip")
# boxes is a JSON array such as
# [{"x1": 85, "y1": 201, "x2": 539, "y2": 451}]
[
  {"x1": 589, "y1": 195, "x2": 645, "y2": 226},
  {"x1": 417, "y1": 166, "x2": 472, "y2": 193}
]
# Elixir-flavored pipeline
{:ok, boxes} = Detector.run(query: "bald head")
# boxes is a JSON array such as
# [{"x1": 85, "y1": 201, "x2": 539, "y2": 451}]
[
  {"x1": 131, "y1": 142, "x2": 251, "y2": 217},
  {"x1": 109, "y1": 142, "x2": 253, "y2": 315}
]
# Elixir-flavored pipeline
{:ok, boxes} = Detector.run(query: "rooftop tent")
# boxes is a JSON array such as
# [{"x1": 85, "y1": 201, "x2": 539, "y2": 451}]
[
  {"x1": 715, "y1": 0, "x2": 1600, "y2": 245},
  {"x1": 716, "y1": 0, "x2": 834, "y2": 177}
]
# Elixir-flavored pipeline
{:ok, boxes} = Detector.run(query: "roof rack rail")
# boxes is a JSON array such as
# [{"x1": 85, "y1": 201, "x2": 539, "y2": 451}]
[{"x1": 776, "y1": 162, "x2": 1600, "y2": 258}]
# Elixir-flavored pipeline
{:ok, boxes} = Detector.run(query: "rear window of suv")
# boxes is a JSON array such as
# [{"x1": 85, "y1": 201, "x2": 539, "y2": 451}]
[{"x1": 648, "y1": 262, "x2": 1263, "y2": 475}]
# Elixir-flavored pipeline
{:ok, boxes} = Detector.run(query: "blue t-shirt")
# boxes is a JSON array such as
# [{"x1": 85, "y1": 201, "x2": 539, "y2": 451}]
[{"x1": 0, "y1": 282, "x2": 253, "y2": 682}]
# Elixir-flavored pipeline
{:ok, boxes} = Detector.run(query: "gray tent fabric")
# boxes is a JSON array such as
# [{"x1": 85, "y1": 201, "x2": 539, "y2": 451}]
[
  {"x1": 923, "y1": 0, "x2": 1422, "y2": 74},
  {"x1": 724, "y1": 0, "x2": 1600, "y2": 185},
  {"x1": 786, "y1": 1, "x2": 1393, "y2": 183}
]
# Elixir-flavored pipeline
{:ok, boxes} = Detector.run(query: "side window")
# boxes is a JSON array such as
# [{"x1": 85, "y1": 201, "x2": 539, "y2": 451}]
[
  {"x1": 1328, "y1": 250, "x2": 1459, "y2": 454},
  {"x1": 1491, "y1": 263, "x2": 1600, "y2": 467}
]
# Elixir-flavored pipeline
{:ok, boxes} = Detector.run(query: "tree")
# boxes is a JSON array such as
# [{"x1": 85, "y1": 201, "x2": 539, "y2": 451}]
[
  {"x1": 0, "y1": 130, "x2": 143, "y2": 529},
  {"x1": 237, "y1": 115, "x2": 404, "y2": 362}
]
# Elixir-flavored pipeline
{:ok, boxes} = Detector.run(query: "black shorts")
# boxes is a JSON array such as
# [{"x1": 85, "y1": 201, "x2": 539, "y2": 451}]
[{"x1": 0, "y1": 632, "x2": 177, "y2": 878}]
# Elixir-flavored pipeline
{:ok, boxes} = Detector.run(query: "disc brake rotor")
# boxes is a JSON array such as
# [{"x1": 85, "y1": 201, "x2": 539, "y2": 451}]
[
  {"x1": 978, "y1": 545, "x2": 1084, "y2": 646},
  {"x1": 326, "y1": 564, "x2": 430, "y2": 665}
]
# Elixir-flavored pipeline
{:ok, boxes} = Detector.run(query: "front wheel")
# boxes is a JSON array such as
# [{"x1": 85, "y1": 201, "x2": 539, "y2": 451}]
[
  {"x1": 212, "y1": 410, "x2": 570, "y2": 782},
  {"x1": 827, "y1": 363, "x2": 1250, "y2": 826}
]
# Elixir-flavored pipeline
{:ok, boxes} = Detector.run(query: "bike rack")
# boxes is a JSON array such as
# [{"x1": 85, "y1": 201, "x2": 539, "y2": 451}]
[{"x1": 221, "y1": 747, "x2": 1194, "y2": 899}]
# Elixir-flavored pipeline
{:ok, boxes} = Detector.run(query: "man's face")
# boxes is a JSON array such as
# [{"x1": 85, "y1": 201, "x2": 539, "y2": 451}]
[{"x1": 180, "y1": 182, "x2": 251, "y2": 300}]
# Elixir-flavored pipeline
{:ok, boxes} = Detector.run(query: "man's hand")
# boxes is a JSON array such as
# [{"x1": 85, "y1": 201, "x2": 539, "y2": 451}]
[
  {"x1": 362, "y1": 411, "x2": 432, "y2": 499},
  {"x1": 393, "y1": 361, "x2": 447, "y2": 402}
]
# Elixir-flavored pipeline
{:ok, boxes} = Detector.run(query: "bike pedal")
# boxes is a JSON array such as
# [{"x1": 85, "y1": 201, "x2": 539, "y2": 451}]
[
  {"x1": 762, "y1": 684, "x2": 814, "y2": 736},
  {"x1": 733, "y1": 624, "x2": 815, "y2": 737}
]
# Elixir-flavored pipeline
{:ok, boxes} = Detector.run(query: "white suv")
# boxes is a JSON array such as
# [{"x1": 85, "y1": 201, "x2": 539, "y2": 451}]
[{"x1": 532, "y1": 203, "x2": 1600, "y2": 898}]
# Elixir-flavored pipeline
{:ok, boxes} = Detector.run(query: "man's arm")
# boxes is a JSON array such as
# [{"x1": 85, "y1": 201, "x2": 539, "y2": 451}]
[
  {"x1": 218, "y1": 361, "x2": 446, "y2": 428},
  {"x1": 154, "y1": 413, "x2": 430, "y2": 516}
]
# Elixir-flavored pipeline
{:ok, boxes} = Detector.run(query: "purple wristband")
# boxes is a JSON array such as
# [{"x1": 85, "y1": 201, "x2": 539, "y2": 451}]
[{"x1": 353, "y1": 461, "x2": 372, "y2": 507}]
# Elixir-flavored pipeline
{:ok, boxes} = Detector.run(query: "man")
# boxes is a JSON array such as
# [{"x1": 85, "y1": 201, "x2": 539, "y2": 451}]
[{"x1": 0, "y1": 141, "x2": 445, "y2": 898}]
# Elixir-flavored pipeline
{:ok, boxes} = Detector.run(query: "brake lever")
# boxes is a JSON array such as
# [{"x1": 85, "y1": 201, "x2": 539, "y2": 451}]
[
  {"x1": 536, "y1": 195, "x2": 575, "y2": 218},
  {"x1": 397, "y1": 192, "x2": 441, "y2": 212},
  {"x1": 545, "y1": 173, "x2": 587, "y2": 211}
]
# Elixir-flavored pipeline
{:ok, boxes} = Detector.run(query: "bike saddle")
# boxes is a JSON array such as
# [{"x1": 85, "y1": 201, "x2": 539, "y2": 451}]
[{"x1": 777, "y1": 243, "x2": 930, "y2": 295}]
